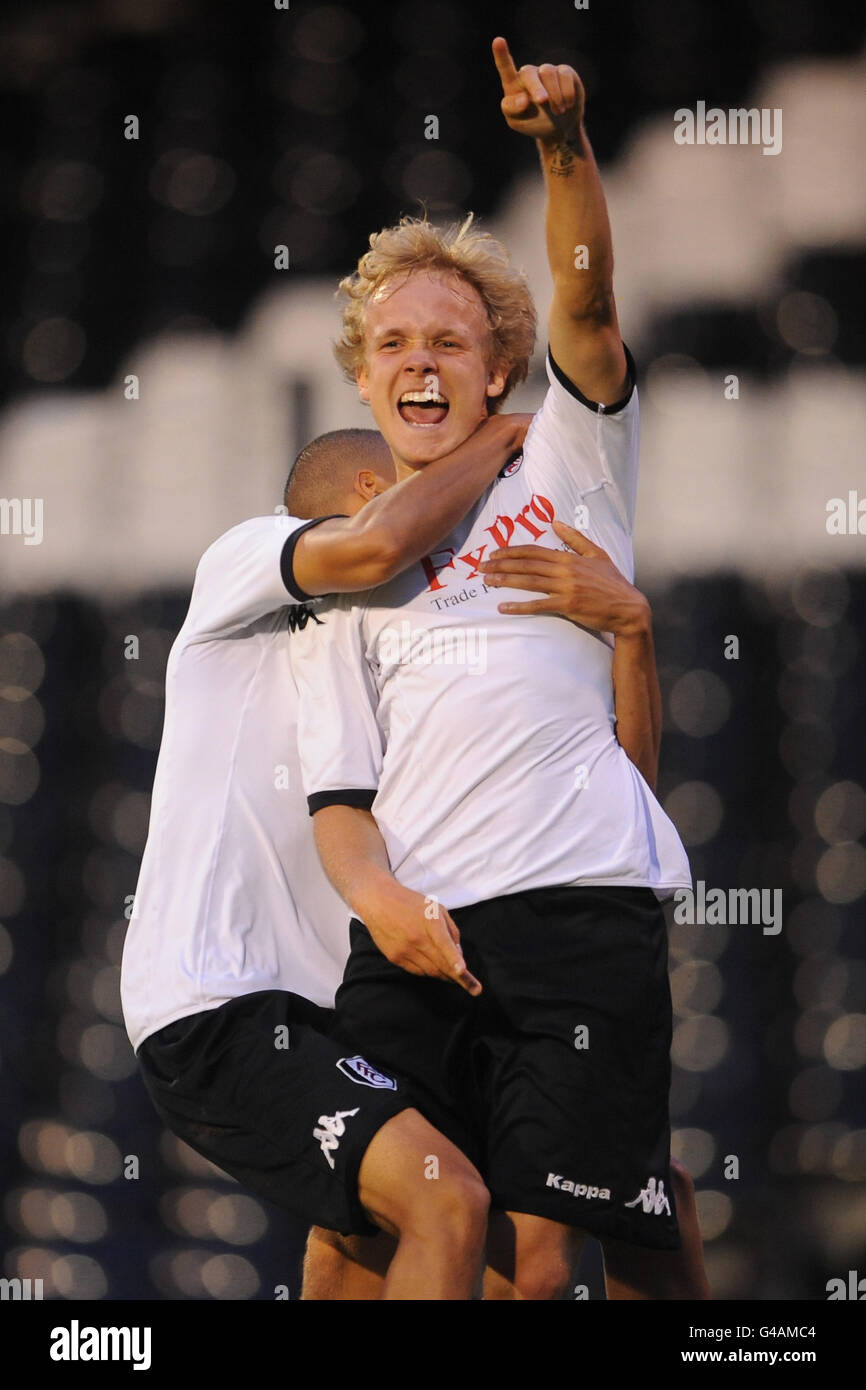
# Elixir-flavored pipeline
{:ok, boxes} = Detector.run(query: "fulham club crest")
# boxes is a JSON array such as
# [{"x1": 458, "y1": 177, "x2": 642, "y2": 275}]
[
  {"x1": 499, "y1": 452, "x2": 523, "y2": 478},
  {"x1": 337, "y1": 1055, "x2": 398, "y2": 1090}
]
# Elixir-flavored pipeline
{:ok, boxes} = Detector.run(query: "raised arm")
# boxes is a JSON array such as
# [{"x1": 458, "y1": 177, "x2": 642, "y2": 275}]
[
  {"x1": 492, "y1": 36, "x2": 628, "y2": 407},
  {"x1": 294, "y1": 412, "x2": 530, "y2": 597},
  {"x1": 480, "y1": 520, "x2": 661, "y2": 787}
]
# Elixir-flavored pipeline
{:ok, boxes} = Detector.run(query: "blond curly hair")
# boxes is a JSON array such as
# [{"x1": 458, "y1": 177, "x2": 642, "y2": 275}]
[{"x1": 334, "y1": 214, "x2": 537, "y2": 409}]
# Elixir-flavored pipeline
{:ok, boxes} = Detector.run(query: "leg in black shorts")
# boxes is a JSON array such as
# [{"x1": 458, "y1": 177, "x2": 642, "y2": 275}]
[
  {"x1": 137, "y1": 989, "x2": 411, "y2": 1236},
  {"x1": 330, "y1": 886, "x2": 679, "y2": 1250}
]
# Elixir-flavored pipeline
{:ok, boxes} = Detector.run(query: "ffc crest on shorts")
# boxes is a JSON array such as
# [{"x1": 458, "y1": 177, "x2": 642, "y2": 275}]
[{"x1": 336, "y1": 1055, "x2": 398, "y2": 1090}]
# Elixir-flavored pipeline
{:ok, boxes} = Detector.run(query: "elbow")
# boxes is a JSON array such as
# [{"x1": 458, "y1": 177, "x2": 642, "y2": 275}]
[
  {"x1": 354, "y1": 526, "x2": 406, "y2": 586},
  {"x1": 368, "y1": 546, "x2": 406, "y2": 586},
  {"x1": 330, "y1": 514, "x2": 406, "y2": 590}
]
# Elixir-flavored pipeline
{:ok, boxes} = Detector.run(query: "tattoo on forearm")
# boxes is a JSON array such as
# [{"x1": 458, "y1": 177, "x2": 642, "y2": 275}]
[{"x1": 547, "y1": 136, "x2": 582, "y2": 177}]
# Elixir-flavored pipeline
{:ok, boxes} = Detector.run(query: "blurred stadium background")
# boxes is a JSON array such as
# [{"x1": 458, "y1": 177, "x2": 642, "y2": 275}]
[{"x1": 0, "y1": 0, "x2": 864, "y2": 1300}]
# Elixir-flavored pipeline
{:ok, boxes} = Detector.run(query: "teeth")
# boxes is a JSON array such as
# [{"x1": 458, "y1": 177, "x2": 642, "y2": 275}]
[{"x1": 399, "y1": 391, "x2": 448, "y2": 405}]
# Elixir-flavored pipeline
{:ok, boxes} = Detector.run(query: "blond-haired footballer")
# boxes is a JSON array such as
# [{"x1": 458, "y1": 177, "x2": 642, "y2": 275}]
[{"x1": 291, "y1": 38, "x2": 708, "y2": 1300}]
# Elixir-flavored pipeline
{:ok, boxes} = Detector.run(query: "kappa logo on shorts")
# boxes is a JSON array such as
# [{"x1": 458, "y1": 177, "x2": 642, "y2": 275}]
[
  {"x1": 336, "y1": 1055, "x2": 398, "y2": 1090},
  {"x1": 313, "y1": 1107, "x2": 359, "y2": 1170},
  {"x1": 624, "y1": 1176, "x2": 671, "y2": 1216},
  {"x1": 546, "y1": 1173, "x2": 611, "y2": 1201}
]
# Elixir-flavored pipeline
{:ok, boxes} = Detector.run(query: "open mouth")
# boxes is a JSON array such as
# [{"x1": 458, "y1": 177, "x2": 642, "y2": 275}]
[{"x1": 397, "y1": 389, "x2": 450, "y2": 426}]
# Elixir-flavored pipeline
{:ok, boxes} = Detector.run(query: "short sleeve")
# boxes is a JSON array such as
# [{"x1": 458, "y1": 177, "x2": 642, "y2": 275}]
[
  {"x1": 186, "y1": 515, "x2": 327, "y2": 638},
  {"x1": 289, "y1": 595, "x2": 383, "y2": 814},
  {"x1": 523, "y1": 345, "x2": 640, "y2": 545}
]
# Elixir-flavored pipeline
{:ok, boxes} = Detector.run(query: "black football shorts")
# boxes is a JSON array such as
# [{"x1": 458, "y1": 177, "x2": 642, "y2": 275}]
[
  {"x1": 137, "y1": 989, "x2": 411, "y2": 1236},
  {"x1": 331, "y1": 886, "x2": 680, "y2": 1250}
]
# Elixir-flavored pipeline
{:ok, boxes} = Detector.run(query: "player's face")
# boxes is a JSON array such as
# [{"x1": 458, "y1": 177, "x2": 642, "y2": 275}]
[{"x1": 356, "y1": 270, "x2": 508, "y2": 471}]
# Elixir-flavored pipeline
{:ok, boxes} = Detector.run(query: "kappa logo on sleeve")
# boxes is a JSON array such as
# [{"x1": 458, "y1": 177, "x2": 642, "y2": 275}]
[
  {"x1": 337, "y1": 1055, "x2": 398, "y2": 1090},
  {"x1": 286, "y1": 603, "x2": 323, "y2": 633}
]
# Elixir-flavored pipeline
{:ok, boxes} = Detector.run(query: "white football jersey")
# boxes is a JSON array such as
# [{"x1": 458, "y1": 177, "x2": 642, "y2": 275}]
[
  {"x1": 120, "y1": 515, "x2": 351, "y2": 1052},
  {"x1": 290, "y1": 351, "x2": 692, "y2": 908}
]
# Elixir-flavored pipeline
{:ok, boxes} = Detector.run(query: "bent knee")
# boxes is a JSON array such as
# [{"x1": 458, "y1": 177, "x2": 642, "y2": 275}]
[
  {"x1": 416, "y1": 1163, "x2": 490, "y2": 1229},
  {"x1": 512, "y1": 1253, "x2": 573, "y2": 1301},
  {"x1": 358, "y1": 1108, "x2": 489, "y2": 1238}
]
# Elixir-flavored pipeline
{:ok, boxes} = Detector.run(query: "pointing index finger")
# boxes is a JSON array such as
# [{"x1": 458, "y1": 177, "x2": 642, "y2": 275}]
[{"x1": 492, "y1": 36, "x2": 521, "y2": 91}]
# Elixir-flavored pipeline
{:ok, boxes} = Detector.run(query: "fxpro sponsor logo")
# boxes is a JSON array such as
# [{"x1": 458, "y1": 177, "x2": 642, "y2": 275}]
[
  {"x1": 337, "y1": 1055, "x2": 398, "y2": 1090},
  {"x1": 420, "y1": 491, "x2": 556, "y2": 596},
  {"x1": 49, "y1": 1321, "x2": 151, "y2": 1371},
  {"x1": 546, "y1": 1173, "x2": 611, "y2": 1200}
]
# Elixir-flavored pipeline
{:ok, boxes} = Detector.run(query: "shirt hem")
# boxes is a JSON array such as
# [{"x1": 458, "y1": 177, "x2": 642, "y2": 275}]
[
  {"x1": 422, "y1": 875, "x2": 693, "y2": 912},
  {"x1": 126, "y1": 998, "x2": 229, "y2": 1056}
]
